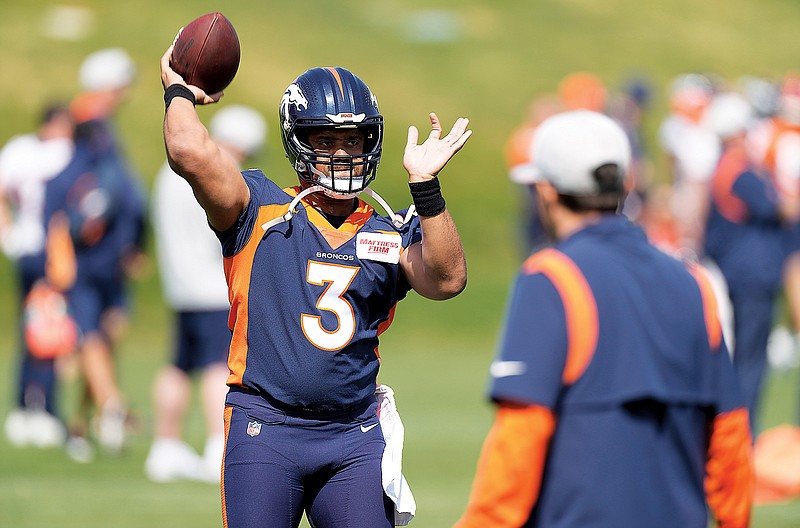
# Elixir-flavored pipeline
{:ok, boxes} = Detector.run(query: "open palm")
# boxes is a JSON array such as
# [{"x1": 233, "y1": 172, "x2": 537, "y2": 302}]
[{"x1": 403, "y1": 113, "x2": 472, "y2": 183}]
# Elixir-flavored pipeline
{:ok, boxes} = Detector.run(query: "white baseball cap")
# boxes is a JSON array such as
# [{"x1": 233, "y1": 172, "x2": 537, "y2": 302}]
[
  {"x1": 515, "y1": 110, "x2": 631, "y2": 195},
  {"x1": 79, "y1": 48, "x2": 136, "y2": 91},
  {"x1": 702, "y1": 92, "x2": 753, "y2": 140},
  {"x1": 210, "y1": 105, "x2": 268, "y2": 157}
]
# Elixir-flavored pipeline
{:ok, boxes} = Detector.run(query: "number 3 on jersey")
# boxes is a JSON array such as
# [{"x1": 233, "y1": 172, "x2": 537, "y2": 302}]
[{"x1": 302, "y1": 260, "x2": 359, "y2": 351}]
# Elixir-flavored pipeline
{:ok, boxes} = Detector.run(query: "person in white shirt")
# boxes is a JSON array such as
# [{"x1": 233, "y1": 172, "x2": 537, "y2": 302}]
[
  {"x1": 658, "y1": 73, "x2": 722, "y2": 256},
  {"x1": 145, "y1": 104, "x2": 266, "y2": 482},
  {"x1": 0, "y1": 103, "x2": 74, "y2": 448}
]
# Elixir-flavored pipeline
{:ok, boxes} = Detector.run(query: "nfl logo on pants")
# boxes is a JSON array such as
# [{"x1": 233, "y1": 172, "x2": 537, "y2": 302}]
[{"x1": 246, "y1": 421, "x2": 262, "y2": 437}]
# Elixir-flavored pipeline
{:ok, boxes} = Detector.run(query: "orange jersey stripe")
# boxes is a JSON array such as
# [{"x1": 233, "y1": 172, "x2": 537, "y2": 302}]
[
  {"x1": 687, "y1": 263, "x2": 723, "y2": 351},
  {"x1": 523, "y1": 249, "x2": 598, "y2": 385},
  {"x1": 710, "y1": 145, "x2": 749, "y2": 224},
  {"x1": 45, "y1": 211, "x2": 77, "y2": 291},
  {"x1": 705, "y1": 407, "x2": 754, "y2": 528},
  {"x1": 224, "y1": 203, "x2": 288, "y2": 387},
  {"x1": 455, "y1": 404, "x2": 556, "y2": 528},
  {"x1": 221, "y1": 405, "x2": 233, "y2": 528},
  {"x1": 373, "y1": 303, "x2": 397, "y2": 361}
]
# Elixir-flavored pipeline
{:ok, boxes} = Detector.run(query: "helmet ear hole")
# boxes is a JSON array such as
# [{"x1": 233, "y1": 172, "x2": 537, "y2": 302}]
[
  {"x1": 363, "y1": 124, "x2": 381, "y2": 152},
  {"x1": 293, "y1": 128, "x2": 311, "y2": 150}
]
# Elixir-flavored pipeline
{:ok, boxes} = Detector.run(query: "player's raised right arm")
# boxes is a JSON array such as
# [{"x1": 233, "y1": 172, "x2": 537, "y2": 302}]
[{"x1": 160, "y1": 46, "x2": 249, "y2": 232}]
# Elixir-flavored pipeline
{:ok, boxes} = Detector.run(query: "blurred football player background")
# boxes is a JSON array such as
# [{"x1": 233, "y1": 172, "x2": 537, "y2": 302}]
[{"x1": 43, "y1": 47, "x2": 148, "y2": 462}]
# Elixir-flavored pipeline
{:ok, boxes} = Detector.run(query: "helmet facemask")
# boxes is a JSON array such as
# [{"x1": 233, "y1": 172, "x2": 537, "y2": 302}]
[{"x1": 290, "y1": 123, "x2": 382, "y2": 199}]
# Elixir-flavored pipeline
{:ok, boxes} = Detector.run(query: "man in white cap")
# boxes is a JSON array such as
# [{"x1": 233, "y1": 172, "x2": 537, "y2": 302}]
[
  {"x1": 71, "y1": 47, "x2": 136, "y2": 124},
  {"x1": 146, "y1": 105, "x2": 266, "y2": 483},
  {"x1": 455, "y1": 110, "x2": 753, "y2": 528},
  {"x1": 657, "y1": 73, "x2": 722, "y2": 256}
]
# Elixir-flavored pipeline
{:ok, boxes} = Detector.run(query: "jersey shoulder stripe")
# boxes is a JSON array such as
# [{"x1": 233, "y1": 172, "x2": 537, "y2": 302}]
[{"x1": 522, "y1": 248, "x2": 598, "y2": 385}]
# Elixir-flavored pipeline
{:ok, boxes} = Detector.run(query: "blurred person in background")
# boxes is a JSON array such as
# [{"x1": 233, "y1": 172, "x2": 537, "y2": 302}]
[
  {"x1": 505, "y1": 72, "x2": 608, "y2": 257},
  {"x1": 748, "y1": 73, "x2": 800, "y2": 369},
  {"x1": 504, "y1": 93, "x2": 562, "y2": 256},
  {"x1": 43, "y1": 47, "x2": 147, "y2": 460},
  {"x1": 711, "y1": 80, "x2": 800, "y2": 509},
  {"x1": 703, "y1": 90, "x2": 794, "y2": 435},
  {"x1": 738, "y1": 75, "x2": 779, "y2": 122},
  {"x1": 607, "y1": 75, "x2": 654, "y2": 223},
  {"x1": 658, "y1": 73, "x2": 722, "y2": 257},
  {"x1": 638, "y1": 182, "x2": 682, "y2": 253},
  {"x1": 455, "y1": 110, "x2": 752, "y2": 528},
  {"x1": 734, "y1": 75, "x2": 800, "y2": 372},
  {"x1": 1, "y1": 102, "x2": 75, "y2": 448},
  {"x1": 145, "y1": 104, "x2": 266, "y2": 483}
]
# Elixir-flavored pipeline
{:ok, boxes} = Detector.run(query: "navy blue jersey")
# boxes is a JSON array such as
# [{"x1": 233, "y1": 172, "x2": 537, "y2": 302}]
[
  {"x1": 704, "y1": 145, "x2": 786, "y2": 294},
  {"x1": 43, "y1": 119, "x2": 146, "y2": 281},
  {"x1": 219, "y1": 170, "x2": 421, "y2": 411}
]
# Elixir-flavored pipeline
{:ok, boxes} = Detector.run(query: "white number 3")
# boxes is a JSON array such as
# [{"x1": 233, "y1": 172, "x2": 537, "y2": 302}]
[{"x1": 301, "y1": 260, "x2": 359, "y2": 351}]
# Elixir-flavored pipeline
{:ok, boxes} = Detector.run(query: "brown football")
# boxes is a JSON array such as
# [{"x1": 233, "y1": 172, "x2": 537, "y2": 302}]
[{"x1": 171, "y1": 12, "x2": 240, "y2": 94}]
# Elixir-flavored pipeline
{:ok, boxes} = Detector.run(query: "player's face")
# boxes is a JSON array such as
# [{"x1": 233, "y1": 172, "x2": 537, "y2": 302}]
[
  {"x1": 308, "y1": 128, "x2": 365, "y2": 152},
  {"x1": 307, "y1": 128, "x2": 366, "y2": 178}
]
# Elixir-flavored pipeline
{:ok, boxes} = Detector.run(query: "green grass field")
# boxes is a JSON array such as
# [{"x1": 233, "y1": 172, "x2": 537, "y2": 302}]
[{"x1": 2, "y1": 1, "x2": 800, "y2": 526}]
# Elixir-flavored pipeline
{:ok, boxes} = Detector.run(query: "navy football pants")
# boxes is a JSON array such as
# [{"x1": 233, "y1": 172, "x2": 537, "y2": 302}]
[
  {"x1": 729, "y1": 288, "x2": 777, "y2": 435},
  {"x1": 222, "y1": 395, "x2": 394, "y2": 528}
]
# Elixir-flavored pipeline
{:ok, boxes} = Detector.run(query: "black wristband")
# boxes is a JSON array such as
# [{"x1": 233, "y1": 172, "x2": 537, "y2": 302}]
[
  {"x1": 164, "y1": 84, "x2": 195, "y2": 109},
  {"x1": 409, "y1": 177, "x2": 446, "y2": 217}
]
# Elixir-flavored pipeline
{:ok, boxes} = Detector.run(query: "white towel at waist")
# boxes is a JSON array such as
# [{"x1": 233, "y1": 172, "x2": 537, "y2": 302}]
[{"x1": 376, "y1": 384, "x2": 416, "y2": 526}]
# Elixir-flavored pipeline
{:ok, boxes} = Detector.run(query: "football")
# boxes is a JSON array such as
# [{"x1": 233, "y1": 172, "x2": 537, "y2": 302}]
[{"x1": 171, "y1": 12, "x2": 240, "y2": 94}]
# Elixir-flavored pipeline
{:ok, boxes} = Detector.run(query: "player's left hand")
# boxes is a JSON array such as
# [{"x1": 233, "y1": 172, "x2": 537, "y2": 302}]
[{"x1": 403, "y1": 113, "x2": 472, "y2": 183}]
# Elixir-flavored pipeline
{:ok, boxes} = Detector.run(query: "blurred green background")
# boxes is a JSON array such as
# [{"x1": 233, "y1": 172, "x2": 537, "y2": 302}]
[{"x1": 1, "y1": 1, "x2": 800, "y2": 526}]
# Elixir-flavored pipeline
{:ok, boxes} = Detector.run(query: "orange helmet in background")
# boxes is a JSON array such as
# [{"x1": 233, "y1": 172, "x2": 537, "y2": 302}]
[{"x1": 558, "y1": 72, "x2": 607, "y2": 112}]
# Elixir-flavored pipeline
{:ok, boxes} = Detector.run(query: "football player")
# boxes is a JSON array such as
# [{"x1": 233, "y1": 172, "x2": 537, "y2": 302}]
[{"x1": 160, "y1": 46, "x2": 470, "y2": 528}]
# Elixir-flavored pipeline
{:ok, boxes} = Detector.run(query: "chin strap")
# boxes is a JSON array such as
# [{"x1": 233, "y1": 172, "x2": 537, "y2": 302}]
[
  {"x1": 261, "y1": 185, "x2": 325, "y2": 231},
  {"x1": 262, "y1": 186, "x2": 416, "y2": 232},
  {"x1": 361, "y1": 188, "x2": 416, "y2": 228}
]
